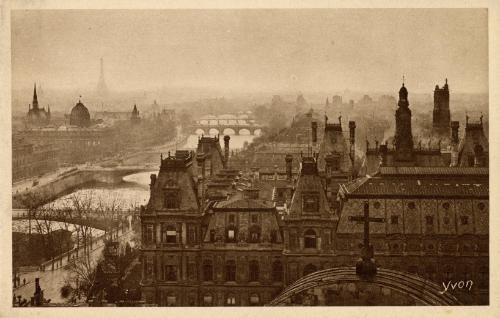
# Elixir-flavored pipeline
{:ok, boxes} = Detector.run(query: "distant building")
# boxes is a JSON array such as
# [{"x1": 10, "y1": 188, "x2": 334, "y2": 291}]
[
  {"x1": 131, "y1": 104, "x2": 141, "y2": 124},
  {"x1": 331, "y1": 95, "x2": 342, "y2": 106},
  {"x1": 453, "y1": 116, "x2": 489, "y2": 167},
  {"x1": 69, "y1": 99, "x2": 91, "y2": 127},
  {"x1": 12, "y1": 136, "x2": 58, "y2": 182},
  {"x1": 21, "y1": 98, "x2": 119, "y2": 165},
  {"x1": 358, "y1": 94, "x2": 373, "y2": 105},
  {"x1": 296, "y1": 94, "x2": 307, "y2": 107},
  {"x1": 147, "y1": 101, "x2": 175, "y2": 121},
  {"x1": 364, "y1": 83, "x2": 451, "y2": 174},
  {"x1": 26, "y1": 84, "x2": 50, "y2": 127},
  {"x1": 94, "y1": 111, "x2": 131, "y2": 124},
  {"x1": 433, "y1": 79, "x2": 451, "y2": 136}
]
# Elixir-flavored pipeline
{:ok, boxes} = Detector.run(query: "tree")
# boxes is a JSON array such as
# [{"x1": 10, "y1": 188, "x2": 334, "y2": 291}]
[{"x1": 61, "y1": 254, "x2": 101, "y2": 303}]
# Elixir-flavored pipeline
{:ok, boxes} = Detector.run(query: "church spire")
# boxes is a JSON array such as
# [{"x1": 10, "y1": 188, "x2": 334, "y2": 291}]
[{"x1": 32, "y1": 83, "x2": 39, "y2": 110}]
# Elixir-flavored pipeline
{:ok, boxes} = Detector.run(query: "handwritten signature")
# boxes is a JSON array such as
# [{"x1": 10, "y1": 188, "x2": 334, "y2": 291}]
[{"x1": 439, "y1": 280, "x2": 473, "y2": 294}]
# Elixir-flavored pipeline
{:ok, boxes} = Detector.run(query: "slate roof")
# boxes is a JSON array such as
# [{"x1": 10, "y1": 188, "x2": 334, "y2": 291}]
[
  {"x1": 213, "y1": 198, "x2": 275, "y2": 210},
  {"x1": 341, "y1": 170, "x2": 488, "y2": 198},
  {"x1": 378, "y1": 166, "x2": 489, "y2": 177}
]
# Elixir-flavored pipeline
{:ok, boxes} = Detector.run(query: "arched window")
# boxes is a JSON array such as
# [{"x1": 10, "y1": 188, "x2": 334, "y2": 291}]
[
  {"x1": 272, "y1": 260, "x2": 283, "y2": 282},
  {"x1": 225, "y1": 260, "x2": 236, "y2": 281},
  {"x1": 249, "y1": 225, "x2": 261, "y2": 243},
  {"x1": 303, "y1": 264, "x2": 317, "y2": 276},
  {"x1": 226, "y1": 226, "x2": 237, "y2": 243},
  {"x1": 249, "y1": 260, "x2": 259, "y2": 282},
  {"x1": 203, "y1": 260, "x2": 213, "y2": 282},
  {"x1": 304, "y1": 229, "x2": 317, "y2": 248}
]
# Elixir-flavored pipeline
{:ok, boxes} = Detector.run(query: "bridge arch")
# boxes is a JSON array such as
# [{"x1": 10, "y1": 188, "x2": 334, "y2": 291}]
[
  {"x1": 223, "y1": 128, "x2": 236, "y2": 135},
  {"x1": 195, "y1": 128, "x2": 205, "y2": 135},
  {"x1": 268, "y1": 267, "x2": 461, "y2": 306},
  {"x1": 238, "y1": 128, "x2": 251, "y2": 136},
  {"x1": 253, "y1": 128, "x2": 262, "y2": 136},
  {"x1": 208, "y1": 128, "x2": 220, "y2": 135}
]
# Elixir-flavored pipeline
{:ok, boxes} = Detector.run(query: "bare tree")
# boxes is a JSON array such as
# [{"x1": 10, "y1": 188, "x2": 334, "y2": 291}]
[{"x1": 61, "y1": 253, "x2": 101, "y2": 303}]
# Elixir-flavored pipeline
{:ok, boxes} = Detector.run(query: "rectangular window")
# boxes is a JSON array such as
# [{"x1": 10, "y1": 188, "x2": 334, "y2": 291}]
[
  {"x1": 145, "y1": 224, "x2": 155, "y2": 243},
  {"x1": 425, "y1": 215, "x2": 434, "y2": 225},
  {"x1": 391, "y1": 215, "x2": 399, "y2": 224},
  {"x1": 226, "y1": 296, "x2": 236, "y2": 306},
  {"x1": 162, "y1": 224, "x2": 177, "y2": 243},
  {"x1": 164, "y1": 265, "x2": 177, "y2": 281},
  {"x1": 187, "y1": 262, "x2": 197, "y2": 280},
  {"x1": 146, "y1": 258, "x2": 154, "y2": 279},
  {"x1": 166, "y1": 296, "x2": 176, "y2": 306},
  {"x1": 228, "y1": 230, "x2": 235, "y2": 240},
  {"x1": 251, "y1": 215, "x2": 258, "y2": 223},
  {"x1": 188, "y1": 225, "x2": 197, "y2": 244},
  {"x1": 460, "y1": 216, "x2": 469, "y2": 225},
  {"x1": 302, "y1": 195, "x2": 319, "y2": 213},
  {"x1": 228, "y1": 214, "x2": 235, "y2": 223},
  {"x1": 164, "y1": 190, "x2": 179, "y2": 209}
]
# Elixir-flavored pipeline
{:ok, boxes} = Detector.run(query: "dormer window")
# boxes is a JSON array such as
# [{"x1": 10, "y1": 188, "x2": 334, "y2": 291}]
[
  {"x1": 302, "y1": 194, "x2": 319, "y2": 213},
  {"x1": 164, "y1": 189, "x2": 180, "y2": 209}
]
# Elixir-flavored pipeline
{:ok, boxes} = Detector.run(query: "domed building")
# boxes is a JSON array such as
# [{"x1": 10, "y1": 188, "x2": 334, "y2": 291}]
[{"x1": 70, "y1": 99, "x2": 91, "y2": 127}]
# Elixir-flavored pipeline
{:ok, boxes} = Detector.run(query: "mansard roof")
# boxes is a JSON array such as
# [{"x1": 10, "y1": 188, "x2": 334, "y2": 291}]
[
  {"x1": 340, "y1": 166, "x2": 488, "y2": 199},
  {"x1": 378, "y1": 166, "x2": 488, "y2": 177},
  {"x1": 317, "y1": 117, "x2": 352, "y2": 173},
  {"x1": 146, "y1": 150, "x2": 200, "y2": 212},
  {"x1": 287, "y1": 156, "x2": 334, "y2": 217}
]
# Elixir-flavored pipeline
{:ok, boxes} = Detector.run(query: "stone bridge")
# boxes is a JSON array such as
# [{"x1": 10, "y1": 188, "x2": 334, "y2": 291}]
[
  {"x1": 81, "y1": 165, "x2": 157, "y2": 183},
  {"x1": 190, "y1": 118, "x2": 264, "y2": 136},
  {"x1": 12, "y1": 166, "x2": 156, "y2": 209}
]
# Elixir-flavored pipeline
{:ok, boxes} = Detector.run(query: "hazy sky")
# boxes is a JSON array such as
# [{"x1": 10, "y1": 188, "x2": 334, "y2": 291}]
[{"x1": 12, "y1": 9, "x2": 488, "y2": 94}]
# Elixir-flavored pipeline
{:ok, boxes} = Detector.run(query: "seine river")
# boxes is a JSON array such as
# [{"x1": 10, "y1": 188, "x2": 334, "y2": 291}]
[{"x1": 14, "y1": 133, "x2": 255, "y2": 234}]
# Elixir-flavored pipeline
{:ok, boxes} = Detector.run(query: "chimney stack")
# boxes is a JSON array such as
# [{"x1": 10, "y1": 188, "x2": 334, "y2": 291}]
[
  {"x1": 349, "y1": 121, "x2": 356, "y2": 145},
  {"x1": 285, "y1": 154, "x2": 293, "y2": 181},
  {"x1": 450, "y1": 121, "x2": 459, "y2": 144},
  {"x1": 311, "y1": 121, "x2": 318, "y2": 143},
  {"x1": 196, "y1": 154, "x2": 206, "y2": 207},
  {"x1": 223, "y1": 135, "x2": 230, "y2": 168},
  {"x1": 348, "y1": 121, "x2": 356, "y2": 162},
  {"x1": 149, "y1": 174, "x2": 156, "y2": 191},
  {"x1": 379, "y1": 144, "x2": 388, "y2": 166}
]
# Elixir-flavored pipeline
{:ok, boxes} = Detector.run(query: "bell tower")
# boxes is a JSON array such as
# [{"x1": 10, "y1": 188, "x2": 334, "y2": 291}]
[{"x1": 394, "y1": 81, "x2": 414, "y2": 159}]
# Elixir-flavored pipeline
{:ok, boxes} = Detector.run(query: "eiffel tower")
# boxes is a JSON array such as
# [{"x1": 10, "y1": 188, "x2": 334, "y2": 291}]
[{"x1": 96, "y1": 57, "x2": 108, "y2": 97}]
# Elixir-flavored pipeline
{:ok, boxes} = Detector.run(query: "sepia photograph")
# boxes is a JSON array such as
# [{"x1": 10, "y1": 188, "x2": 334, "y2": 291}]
[{"x1": 2, "y1": 2, "x2": 499, "y2": 315}]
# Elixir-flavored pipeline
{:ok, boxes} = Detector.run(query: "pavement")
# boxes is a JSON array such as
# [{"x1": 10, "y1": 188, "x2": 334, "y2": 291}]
[{"x1": 12, "y1": 227, "x2": 135, "y2": 305}]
